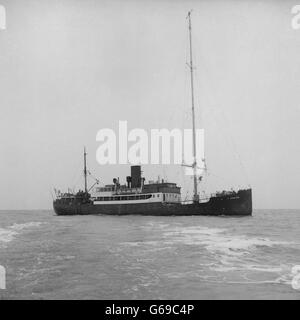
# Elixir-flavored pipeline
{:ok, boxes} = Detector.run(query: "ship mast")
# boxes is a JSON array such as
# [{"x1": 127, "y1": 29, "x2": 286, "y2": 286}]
[
  {"x1": 187, "y1": 11, "x2": 199, "y2": 203},
  {"x1": 84, "y1": 147, "x2": 88, "y2": 194}
]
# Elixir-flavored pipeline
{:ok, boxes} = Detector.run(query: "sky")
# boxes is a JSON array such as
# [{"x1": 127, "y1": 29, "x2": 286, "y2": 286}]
[{"x1": 0, "y1": 0, "x2": 300, "y2": 209}]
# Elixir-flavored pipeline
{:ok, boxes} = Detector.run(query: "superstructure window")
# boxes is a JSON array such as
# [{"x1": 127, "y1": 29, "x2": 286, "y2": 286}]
[{"x1": 95, "y1": 194, "x2": 153, "y2": 201}]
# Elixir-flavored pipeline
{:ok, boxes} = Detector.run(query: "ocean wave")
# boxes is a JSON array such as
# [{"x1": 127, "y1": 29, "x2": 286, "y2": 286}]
[
  {"x1": 0, "y1": 222, "x2": 44, "y2": 245},
  {"x1": 0, "y1": 228, "x2": 18, "y2": 243},
  {"x1": 112, "y1": 222, "x2": 299, "y2": 290},
  {"x1": 121, "y1": 224, "x2": 295, "y2": 262},
  {"x1": 198, "y1": 264, "x2": 297, "y2": 287},
  {"x1": 162, "y1": 226, "x2": 293, "y2": 256},
  {"x1": 161, "y1": 225, "x2": 299, "y2": 286}
]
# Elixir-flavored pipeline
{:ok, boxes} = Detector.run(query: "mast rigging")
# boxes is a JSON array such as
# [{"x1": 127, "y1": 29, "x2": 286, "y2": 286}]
[
  {"x1": 84, "y1": 147, "x2": 88, "y2": 194},
  {"x1": 187, "y1": 11, "x2": 199, "y2": 203}
]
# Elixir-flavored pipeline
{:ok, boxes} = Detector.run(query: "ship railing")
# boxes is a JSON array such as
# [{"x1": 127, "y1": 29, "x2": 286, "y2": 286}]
[
  {"x1": 199, "y1": 196, "x2": 211, "y2": 202},
  {"x1": 57, "y1": 193, "x2": 76, "y2": 199},
  {"x1": 181, "y1": 194, "x2": 220, "y2": 203},
  {"x1": 211, "y1": 190, "x2": 240, "y2": 198}
]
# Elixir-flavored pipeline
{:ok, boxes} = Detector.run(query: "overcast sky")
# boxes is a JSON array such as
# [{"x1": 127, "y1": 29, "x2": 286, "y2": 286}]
[{"x1": 0, "y1": 0, "x2": 300, "y2": 209}]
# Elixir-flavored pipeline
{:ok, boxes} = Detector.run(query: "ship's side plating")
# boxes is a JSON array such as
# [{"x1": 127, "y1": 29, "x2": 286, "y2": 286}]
[{"x1": 53, "y1": 187, "x2": 252, "y2": 216}]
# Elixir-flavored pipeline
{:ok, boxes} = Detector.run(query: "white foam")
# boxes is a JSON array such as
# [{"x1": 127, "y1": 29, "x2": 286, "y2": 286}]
[
  {"x1": 0, "y1": 228, "x2": 18, "y2": 243},
  {"x1": 119, "y1": 223, "x2": 298, "y2": 288},
  {"x1": 9, "y1": 222, "x2": 43, "y2": 231},
  {"x1": 0, "y1": 222, "x2": 44, "y2": 244},
  {"x1": 162, "y1": 226, "x2": 292, "y2": 257},
  {"x1": 160, "y1": 225, "x2": 298, "y2": 287}
]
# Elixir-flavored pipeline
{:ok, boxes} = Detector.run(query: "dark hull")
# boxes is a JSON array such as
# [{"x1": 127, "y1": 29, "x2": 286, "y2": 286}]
[{"x1": 53, "y1": 189, "x2": 252, "y2": 216}]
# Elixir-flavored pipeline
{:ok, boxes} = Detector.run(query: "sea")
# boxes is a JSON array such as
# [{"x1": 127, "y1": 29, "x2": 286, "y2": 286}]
[{"x1": 0, "y1": 209, "x2": 299, "y2": 300}]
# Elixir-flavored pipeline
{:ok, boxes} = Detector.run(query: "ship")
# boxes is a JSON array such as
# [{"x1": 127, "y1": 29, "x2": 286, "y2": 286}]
[{"x1": 53, "y1": 12, "x2": 252, "y2": 216}]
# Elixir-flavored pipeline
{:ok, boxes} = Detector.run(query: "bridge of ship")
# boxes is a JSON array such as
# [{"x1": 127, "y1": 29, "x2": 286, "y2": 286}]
[{"x1": 92, "y1": 182, "x2": 181, "y2": 204}]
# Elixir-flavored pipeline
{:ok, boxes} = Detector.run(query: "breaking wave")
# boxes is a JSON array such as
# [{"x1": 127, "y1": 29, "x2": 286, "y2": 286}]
[
  {"x1": 120, "y1": 222, "x2": 298, "y2": 288},
  {"x1": 162, "y1": 225, "x2": 298, "y2": 286},
  {"x1": 0, "y1": 222, "x2": 44, "y2": 244},
  {"x1": 162, "y1": 225, "x2": 293, "y2": 255}
]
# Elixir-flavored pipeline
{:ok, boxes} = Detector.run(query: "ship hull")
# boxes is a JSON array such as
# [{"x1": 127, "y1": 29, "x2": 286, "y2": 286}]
[{"x1": 53, "y1": 189, "x2": 252, "y2": 216}]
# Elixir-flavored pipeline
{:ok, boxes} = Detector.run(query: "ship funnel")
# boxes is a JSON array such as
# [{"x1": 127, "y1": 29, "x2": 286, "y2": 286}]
[{"x1": 131, "y1": 166, "x2": 141, "y2": 188}]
